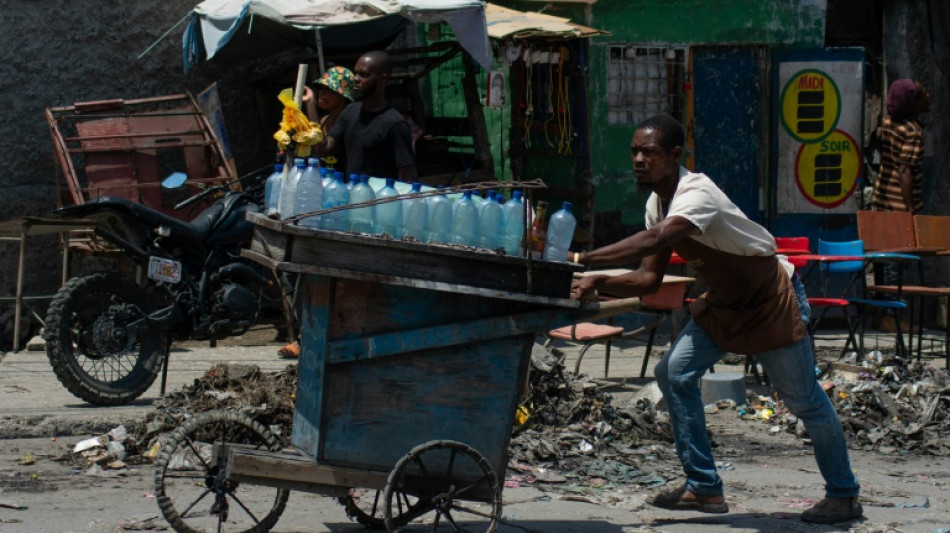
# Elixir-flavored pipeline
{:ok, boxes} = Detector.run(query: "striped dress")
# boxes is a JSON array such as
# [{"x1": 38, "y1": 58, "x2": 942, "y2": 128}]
[{"x1": 871, "y1": 116, "x2": 924, "y2": 213}]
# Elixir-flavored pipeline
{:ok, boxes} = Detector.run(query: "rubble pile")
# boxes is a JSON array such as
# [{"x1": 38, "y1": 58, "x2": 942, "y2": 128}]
[
  {"x1": 830, "y1": 355, "x2": 950, "y2": 456},
  {"x1": 128, "y1": 363, "x2": 298, "y2": 453},
  {"x1": 741, "y1": 350, "x2": 950, "y2": 456},
  {"x1": 506, "y1": 347, "x2": 679, "y2": 497}
]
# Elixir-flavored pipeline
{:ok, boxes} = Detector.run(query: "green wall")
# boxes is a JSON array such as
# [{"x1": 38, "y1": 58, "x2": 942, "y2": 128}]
[
  {"x1": 427, "y1": 0, "x2": 827, "y2": 230},
  {"x1": 588, "y1": 1, "x2": 826, "y2": 46},
  {"x1": 578, "y1": 0, "x2": 827, "y2": 228}
]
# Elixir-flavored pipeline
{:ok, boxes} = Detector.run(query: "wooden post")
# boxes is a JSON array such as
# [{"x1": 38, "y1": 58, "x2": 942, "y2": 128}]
[
  {"x1": 13, "y1": 227, "x2": 26, "y2": 352},
  {"x1": 462, "y1": 53, "x2": 495, "y2": 180}
]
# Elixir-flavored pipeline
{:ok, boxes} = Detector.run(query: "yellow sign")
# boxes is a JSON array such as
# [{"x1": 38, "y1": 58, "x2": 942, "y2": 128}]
[
  {"x1": 794, "y1": 130, "x2": 861, "y2": 208},
  {"x1": 780, "y1": 69, "x2": 841, "y2": 143}
]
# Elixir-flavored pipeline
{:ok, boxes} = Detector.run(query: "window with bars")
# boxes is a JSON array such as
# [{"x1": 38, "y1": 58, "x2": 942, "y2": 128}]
[{"x1": 606, "y1": 45, "x2": 687, "y2": 126}]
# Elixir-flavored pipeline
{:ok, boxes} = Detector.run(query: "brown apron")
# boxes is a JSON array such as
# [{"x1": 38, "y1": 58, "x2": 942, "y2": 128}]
[{"x1": 674, "y1": 238, "x2": 806, "y2": 354}]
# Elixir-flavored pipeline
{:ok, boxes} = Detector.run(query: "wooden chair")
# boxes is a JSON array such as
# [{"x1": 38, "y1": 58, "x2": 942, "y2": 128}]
[
  {"x1": 904, "y1": 215, "x2": 950, "y2": 367},
  {"x1": 856, "y1": 210, "x2": 916, "y2": 252},
  {"x1": 547, "y1": 277, "x2": 688, "y2": 379},
  {"x1": 913, "y1": 215, "x2": 950, "y2": 255},
  {"x1": 546, "y1": 313, "x2": 666, "y2": 378}
]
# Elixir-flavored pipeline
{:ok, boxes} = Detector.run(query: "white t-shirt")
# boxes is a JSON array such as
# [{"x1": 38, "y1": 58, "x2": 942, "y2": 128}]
[{"x1": 644, "y1": 168, "x2": 794, "y2": 276}]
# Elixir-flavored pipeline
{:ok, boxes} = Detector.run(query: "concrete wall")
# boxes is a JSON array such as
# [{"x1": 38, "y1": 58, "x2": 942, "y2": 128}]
[
  {"x1": 0, "y1": 0, "x2": 303, "y2": 304},
  {"x1": 883, "y1": 0, "x2": 950, "y2": 286}
]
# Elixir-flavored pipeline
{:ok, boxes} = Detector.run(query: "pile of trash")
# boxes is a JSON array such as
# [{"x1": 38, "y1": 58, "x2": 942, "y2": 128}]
[
  {"x1": 506, "y1": 345, "x2": 680, "y2": 502},
  {"x1": 64, "y1": 347, "x2": 681, "y2": 498},
  {"x1": 737, "y1": 349, "x2": 950, "y2": 456},
  {"x1": 829, "y1": 354, "x2": 950, "y2": 456},
  {"x1": 130, "y1": 363, "x2": 298, "y2": 453},
  {"x1": 69, "y1": 425, "x2": 133, "y2": 473}
]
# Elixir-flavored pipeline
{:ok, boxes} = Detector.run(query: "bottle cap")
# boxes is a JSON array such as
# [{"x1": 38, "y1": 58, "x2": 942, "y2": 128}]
[
  {"x1": 411, "y1": 182, "x2": 422, "y2": 191},
  {"x1": 296, "y1": 159, "x2": 307, "y2": 167},
  {"x1": 307, "y1": 157, "x2": 319, "y2": 166},
  {"x1": 562, "y1": 201, "x2": 572, "y2": 209},
  {"x1": 386, "y1": 178, "x2": 396, "y2": 187},
  {"x1": 334, "y1": 171, "x2": 344, "y2": 181},
  {"x1": 273, "y1": 163, "x2": 283, "y2": 171}
]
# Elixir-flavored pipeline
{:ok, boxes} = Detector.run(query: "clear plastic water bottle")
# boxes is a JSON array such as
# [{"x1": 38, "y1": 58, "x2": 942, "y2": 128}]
[
  {"x1": 477, "y1": 192, "x2": 503, "y2": 249},
  {"x1": 374, "y1": 178, "x2": 402, "y2": 236},
  {"x1": 543, "y1": 201, "x2": 577, "y2": 262},
  {"x1": 293, "y1": 159, "x2": 324, "y2": 228},
  {"x1": 400, "y1": 182, "x2": 427, "y2": 239},
  {"x1": 278, "y1": 158, "x2": 306, "y2": 219},
  {"x1": 320, "y1": 171, "x2": 349, "y2": 232},
  {"x1": 264, "y1": 163, "x2": 284, "y2": 218},
  {"x1": 450, "y1": 191, "x2": 479, "y2": 246},
  {"x1": 425, "y1": 186, "x2": 453, "y2": 244},
  {"x1": 347, "y1": 175, "x2": 376, "y2": 233},
  {"x1": 500, "y1": 190, "x2": 525, "y2": 255},
  {"x1": 320, "y1": 166, "x2": 331, "y2": 188}
]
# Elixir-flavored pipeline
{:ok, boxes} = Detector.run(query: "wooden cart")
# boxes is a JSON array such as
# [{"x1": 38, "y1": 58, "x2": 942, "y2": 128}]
[{"x1": 152, "y1": 213, "x2": 642, "y2": 533}]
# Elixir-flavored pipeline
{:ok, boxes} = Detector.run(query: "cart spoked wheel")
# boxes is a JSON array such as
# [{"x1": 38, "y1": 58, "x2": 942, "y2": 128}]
[
  {"x1": 154, "y1": 410, "x2": 290, "y2": 533},
  {"x1": 339, "y1": 487, "x2": 425, "y2": 530},
  {"x1": 382, "y1": 440, "x2": 502, "y2": 532}
]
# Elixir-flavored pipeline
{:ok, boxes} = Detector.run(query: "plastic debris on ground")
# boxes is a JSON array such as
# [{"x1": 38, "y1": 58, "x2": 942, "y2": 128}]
[
  {"x1": 506, "y1": 344, "x2": 679, "y2": 507},
  {"x1": 745, "y1": 347, "x2": 950, "y2": 456},
  {"x1": 68, "y1": 424, "x2": 132, "y2": 470}
]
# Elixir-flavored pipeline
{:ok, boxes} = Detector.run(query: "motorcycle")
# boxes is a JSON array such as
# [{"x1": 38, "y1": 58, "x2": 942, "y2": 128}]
[{"x1": 44, "y1": 170, "x2": 281, "y2": 405}]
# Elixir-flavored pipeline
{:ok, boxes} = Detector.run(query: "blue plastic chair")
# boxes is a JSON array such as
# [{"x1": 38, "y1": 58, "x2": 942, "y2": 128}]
[{"x1": 817, "y1": 239, "x2": 909, "y2": 358}]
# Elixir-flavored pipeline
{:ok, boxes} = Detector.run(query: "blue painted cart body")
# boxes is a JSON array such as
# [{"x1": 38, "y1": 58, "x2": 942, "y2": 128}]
[{"x1": 242, "y1": 212, "x2": 640, "y2": 492}]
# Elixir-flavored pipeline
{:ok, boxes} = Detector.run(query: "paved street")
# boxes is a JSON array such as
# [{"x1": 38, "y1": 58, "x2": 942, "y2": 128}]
[{"x1": 1, "y1": 320, "x2": 948, "y2": 532}]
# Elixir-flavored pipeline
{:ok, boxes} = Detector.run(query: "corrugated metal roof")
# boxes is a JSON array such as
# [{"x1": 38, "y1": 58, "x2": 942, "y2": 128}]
[{"x1": 486, "y1": 3, "x2": 606, "y2": 40}]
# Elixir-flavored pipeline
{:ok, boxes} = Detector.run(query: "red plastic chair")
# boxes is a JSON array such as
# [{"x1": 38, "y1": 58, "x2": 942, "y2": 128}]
[{"x1": 775, "y1": 236, "x2": 811, "y2": 269}]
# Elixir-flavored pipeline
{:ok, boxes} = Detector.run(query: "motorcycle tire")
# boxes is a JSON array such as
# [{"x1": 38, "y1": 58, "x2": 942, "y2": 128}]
[{"x1": 45, "y1": 271, "x2": 166, "y2": 405}]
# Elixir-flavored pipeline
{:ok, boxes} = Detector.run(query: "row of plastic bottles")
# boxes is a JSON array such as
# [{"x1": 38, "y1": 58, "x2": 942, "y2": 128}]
[{"x1": 262, "y1": 159, "x2": 576, "y2": 261}]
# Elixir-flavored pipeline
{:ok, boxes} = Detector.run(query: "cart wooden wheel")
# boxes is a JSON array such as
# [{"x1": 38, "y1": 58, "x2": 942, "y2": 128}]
[
  {"x1": 154, "y1": 410, "x2": 289, "y2": 533},
  {"x1": 382, "y1": 440, "x2": 502, "y2": 532},
  {"x1": 339, "y1": 487, "x2": 425, "y2": 530}
]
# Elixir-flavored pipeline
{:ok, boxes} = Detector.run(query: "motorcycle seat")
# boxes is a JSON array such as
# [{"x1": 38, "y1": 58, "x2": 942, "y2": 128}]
[{"x1": 53, "y1": 197, "x2": 216, "y2": 244}]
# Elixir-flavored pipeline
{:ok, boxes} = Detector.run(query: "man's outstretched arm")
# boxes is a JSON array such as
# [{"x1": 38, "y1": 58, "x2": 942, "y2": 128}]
[{"x1": 581, "y1": 215, "x2": 697, "y2": 267}]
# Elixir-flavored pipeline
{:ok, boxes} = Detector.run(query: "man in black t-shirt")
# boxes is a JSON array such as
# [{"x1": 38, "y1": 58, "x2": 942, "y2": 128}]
[{"x1": 319, "y1": 51, "x2": 417, "y2": 180}]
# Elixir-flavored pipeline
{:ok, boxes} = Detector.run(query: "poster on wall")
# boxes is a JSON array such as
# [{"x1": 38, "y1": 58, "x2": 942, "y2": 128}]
[{"x1": 775, "y1": 48, "x2": 865, "y2": 214}]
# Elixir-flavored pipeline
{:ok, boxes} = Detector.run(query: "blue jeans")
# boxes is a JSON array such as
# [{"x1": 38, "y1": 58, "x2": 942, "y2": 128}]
[{"x1": 654, "y1": 276, "x2": 860, "y2": 498}]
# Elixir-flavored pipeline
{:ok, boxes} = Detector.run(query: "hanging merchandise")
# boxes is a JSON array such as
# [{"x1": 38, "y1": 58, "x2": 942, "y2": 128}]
[{"x1": 516, "y1": 44, "x2": 577, "y2": 156}]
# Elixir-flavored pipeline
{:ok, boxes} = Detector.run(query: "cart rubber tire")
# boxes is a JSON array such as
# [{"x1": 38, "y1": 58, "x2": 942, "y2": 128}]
[
  {"x1": 340, "y1": 487, "x2": 426, "y2": 530},
  {"x1": 154, "y1": 409, "x2": 289, "y2": 533},
  {"x1": 44, "y1": 271, "x2": 165, "y2": 405},
  {"x1": 383, "y1": 440, "x2": 502, "y2": 532}
]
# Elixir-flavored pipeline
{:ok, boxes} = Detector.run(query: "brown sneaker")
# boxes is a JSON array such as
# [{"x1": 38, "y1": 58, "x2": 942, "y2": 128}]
[
  {"x1": 649, "y1": 486, "x2": 729, "y2": 514},
  {"x1": 277, "y1": 341, "x2": 300, "y2": 359},
  {"x1": 800, "y1": 496, "x2": 863, "y2": 524}
]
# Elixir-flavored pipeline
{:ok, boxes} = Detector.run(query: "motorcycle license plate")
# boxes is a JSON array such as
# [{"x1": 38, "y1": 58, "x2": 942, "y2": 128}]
[{"x1": 148, "y1": 256, "x2": 182, "y2": 283}]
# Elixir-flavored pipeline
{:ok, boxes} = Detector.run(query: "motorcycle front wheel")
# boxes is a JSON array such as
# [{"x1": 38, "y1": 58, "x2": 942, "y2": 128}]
[{"x1": 45, "y1": 271, "x2": 166, "y2": 405}]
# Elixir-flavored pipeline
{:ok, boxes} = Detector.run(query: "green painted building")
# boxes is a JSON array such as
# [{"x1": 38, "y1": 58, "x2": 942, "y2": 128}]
[{"x1": 461, "y1": 0, "x2": 831, "y2": 245}]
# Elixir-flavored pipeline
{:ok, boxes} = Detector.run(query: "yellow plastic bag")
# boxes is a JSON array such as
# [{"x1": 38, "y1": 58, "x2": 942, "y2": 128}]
[{"x1": 273, "y1": 88, "x2": 324, "y2": 157}]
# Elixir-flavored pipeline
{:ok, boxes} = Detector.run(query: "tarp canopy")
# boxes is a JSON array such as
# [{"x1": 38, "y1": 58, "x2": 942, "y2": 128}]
[{"x1": 182, "y1": 0, "x2": 491, "y2": 72}]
